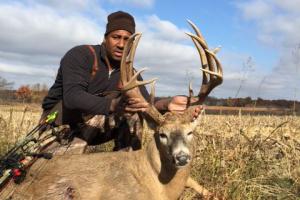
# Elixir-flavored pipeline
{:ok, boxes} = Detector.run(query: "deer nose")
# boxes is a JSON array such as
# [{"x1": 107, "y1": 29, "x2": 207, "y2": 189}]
[{"x1": 175, "y1": 152, "x2": 191, "y2": 166}]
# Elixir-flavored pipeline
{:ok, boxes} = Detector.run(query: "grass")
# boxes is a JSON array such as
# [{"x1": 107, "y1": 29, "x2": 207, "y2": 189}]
[
  {"x1": 183, "y1": 114, "x2": 300, "y2": 199},
  {"x1": 0, "y1": 104, "x2": 300, "y2": 199},
  {"x1": 0, "y1": 104, "x2": 41, "y2": 155}
]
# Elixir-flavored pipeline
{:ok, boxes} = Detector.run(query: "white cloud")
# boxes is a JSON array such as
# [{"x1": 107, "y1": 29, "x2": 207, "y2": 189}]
[
  {"x1": 237, "y1": 0, "x2": 273, "y2": 20},
  {"x1": 27, "y1": 0, "x2": 107, "y2": 19},
  {"x1": 0, "y1": 62, "x2": 55, "y2": 77},
  {"x1": 0, "y1": 0, "x2": 105, "y2": 86},
  {"x1": 236, "y1": 0, "x2": 300, "y2": 100},
  {"x1": 30, "y1": 0, "x2": 90, "y2": 10},
  {"x1": 138, "y1": 15, "x2": 188, "y2": 42},
  {"x1": 273, "y1": 0, "x2": 300, "y2": 13},
  {"x1": 0, "y1": 2, "x2": 103, "y2": 57},
  {"x1": 106, "y1": 0, "x2": 154, "y2": 8}
]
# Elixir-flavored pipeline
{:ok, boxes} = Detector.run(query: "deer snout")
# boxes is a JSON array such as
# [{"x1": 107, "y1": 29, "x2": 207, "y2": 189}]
[{"x1": 174, "y1": 151, "x2": 191, "y2": 167}]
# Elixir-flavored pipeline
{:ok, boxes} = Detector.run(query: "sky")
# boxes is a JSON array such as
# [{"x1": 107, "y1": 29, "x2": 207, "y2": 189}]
[{"x1": 0, "y1": 0, "x2": 300, "y2": 100}]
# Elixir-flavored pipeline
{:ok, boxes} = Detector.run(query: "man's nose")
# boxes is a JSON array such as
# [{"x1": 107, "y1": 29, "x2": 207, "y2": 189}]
[{"x1": 117, "y1": 39, "x2": 126, "y2": 48}]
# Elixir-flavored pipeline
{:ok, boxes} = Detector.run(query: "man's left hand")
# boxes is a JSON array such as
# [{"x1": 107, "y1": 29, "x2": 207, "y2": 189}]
[{"x1": 168, "y1": 96, "x2": 203, "y2": 118}]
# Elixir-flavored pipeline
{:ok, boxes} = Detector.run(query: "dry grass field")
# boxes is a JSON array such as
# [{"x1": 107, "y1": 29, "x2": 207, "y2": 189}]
[{"x1": 0, "y1": 104, "x2": 299, "y2": 199}]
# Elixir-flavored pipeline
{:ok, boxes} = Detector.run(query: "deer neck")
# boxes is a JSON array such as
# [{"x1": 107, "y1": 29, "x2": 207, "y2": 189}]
[{"x1": 145, "y1": 135, "x2": 191, "y2": 198}]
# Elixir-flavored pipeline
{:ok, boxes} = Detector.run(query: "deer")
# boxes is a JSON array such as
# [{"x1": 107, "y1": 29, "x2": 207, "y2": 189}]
[{"x1": 4, "y1": 20, "x2": 223, "y2": 200}]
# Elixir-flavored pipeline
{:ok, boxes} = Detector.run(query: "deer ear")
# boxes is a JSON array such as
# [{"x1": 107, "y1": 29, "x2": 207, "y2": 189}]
[
  {"x1": 184, "y1": 106, "x2": 202, "y2": 122},
  {"x1": 189, "y1": 113, "x2": 202, "y2": 130},
  {"x1": 185, "y1": 106, "x2": 203, "y2": 130}
]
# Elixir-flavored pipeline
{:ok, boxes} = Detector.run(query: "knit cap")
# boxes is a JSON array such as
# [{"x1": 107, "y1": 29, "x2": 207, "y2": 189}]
[{"x1": 105, "y1": 11, "x2": 135, "y2": 35}]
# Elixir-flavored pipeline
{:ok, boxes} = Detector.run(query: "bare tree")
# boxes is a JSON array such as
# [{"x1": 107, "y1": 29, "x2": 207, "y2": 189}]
[
  {"x1": 0, "y1": 77, "x2": 14, "y2": 90},
  {"x1": 15, "y1": 85, "x2": 32, "y2": 103},
  {"x1": 234, "y1": 56, "x2": 255, "y2": 99},
  {"x1": 253, "y1": 76, "x2": 267, "y2": 109},
  {"x1": 292, "y1": 43, "x2": 300, "y2": 114}
]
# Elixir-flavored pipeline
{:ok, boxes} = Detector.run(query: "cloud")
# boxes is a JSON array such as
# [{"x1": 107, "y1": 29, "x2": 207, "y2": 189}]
[
  {"x1": 2, "y1": 0, "x2": 298, "y2": 101},
  {"x1": 237, "y1": 0, "x2": 273, "y2": 20},
  {"x1": 0, "y1": 62, "x2": 54, "y2": 77},
  {"x1": 237, "y1": 0, "x2": 300, "y2": 54},
  {"x1": 106, "y1": 0, "x2": 155, "y2": 8},
  {"x1": 236, "y1": 0, "x2": 300, "y2": 100},
  {"x1": 0, "y1": 2, "x2": 227, "y2": 98},
  {"x1": 138, "y1": 15, "x2": 188, "y2": 42},
  {"x1": 30, "y1": 0, "x2": 91, "y2": 11},
  {"x1": 0, "y1": 2, "x2": 103, "y2": 57},
  {"x1": 0, "y1": 1, "x2": 105, "y2": 86},
  {"x1": 272, "y1": 0, "x2": 300, "y2": 13},
  {"x1": 27, "y1": 0, "x2": 107, "y2": 18}
]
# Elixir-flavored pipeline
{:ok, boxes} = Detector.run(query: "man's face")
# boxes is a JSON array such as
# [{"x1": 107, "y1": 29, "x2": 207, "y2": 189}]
[{"x1": 105, "y1": 30, "x2": 132, "y2": 61}]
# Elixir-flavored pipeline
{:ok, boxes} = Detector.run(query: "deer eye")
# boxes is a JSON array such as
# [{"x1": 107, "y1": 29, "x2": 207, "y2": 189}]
[
  {"x1": 159, "y1": 133, "x2": 168, "y2": 139},
  {"x1": 186, "y1": 131, "x2": 193, "y2": 141},
  {"x1": 187, "y1": 131, "x2": 193, "y2": 136}
]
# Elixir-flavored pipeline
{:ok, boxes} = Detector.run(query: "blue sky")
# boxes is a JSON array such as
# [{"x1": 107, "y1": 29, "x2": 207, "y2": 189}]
[{"x1": 0, "y1": 0, "x2": 300, "y2": 100}]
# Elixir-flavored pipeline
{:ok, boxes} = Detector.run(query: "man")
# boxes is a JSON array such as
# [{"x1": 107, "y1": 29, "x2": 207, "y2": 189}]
[{"x1": 41, "y1": 11, "x2": 200, "y2": 148}]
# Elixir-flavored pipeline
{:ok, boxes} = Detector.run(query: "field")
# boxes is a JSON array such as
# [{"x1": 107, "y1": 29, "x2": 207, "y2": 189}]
[{"x1": 0, "y1": 104, "x2": 299, "y2": 199}]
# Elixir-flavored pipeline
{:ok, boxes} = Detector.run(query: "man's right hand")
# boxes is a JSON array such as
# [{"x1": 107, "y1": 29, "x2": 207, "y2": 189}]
[
  {"x1": 109, "y1": 96, "x2": 149, "y2": 113},
  {"x1": 125, "y1": 97, "x2": 149, "y2": 112}
]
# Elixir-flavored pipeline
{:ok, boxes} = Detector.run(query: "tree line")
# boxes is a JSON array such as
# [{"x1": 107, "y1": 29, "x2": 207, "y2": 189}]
[
  {"x1": 0, "y1": 77, "x2": 49, "y2": 104},
  {"x1": 0, "y1": 77, "x2": 299, "y2": 112}
]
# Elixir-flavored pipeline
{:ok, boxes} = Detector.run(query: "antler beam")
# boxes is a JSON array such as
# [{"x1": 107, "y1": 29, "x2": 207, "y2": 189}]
[
  {"x1": 185, "y1": 20, "x2": 223, "y2": 105},
  {"x1": 119, "y1": 33, "x2": 165, "y2": 125}
]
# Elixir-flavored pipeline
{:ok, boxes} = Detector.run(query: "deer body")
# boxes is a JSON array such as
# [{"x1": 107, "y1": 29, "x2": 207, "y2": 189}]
[{"x1": 12, "y1": 113, "x2": 195, "y2": 200}]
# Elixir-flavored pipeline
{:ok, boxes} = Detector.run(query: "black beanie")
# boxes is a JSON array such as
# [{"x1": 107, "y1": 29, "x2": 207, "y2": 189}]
[{"x1": 105, "y1": 11, "x2": 135, "y2": 35}]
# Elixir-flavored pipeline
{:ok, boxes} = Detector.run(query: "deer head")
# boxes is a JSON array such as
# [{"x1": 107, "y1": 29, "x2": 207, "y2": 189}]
[{"x1": 120, "y1": 20, "x2": 223, "y2": 168}]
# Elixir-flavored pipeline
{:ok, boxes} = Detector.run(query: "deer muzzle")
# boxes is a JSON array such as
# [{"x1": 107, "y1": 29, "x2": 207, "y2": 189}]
[{"x1": 174, "y1": 151, "x2": 191, "y2": 167}]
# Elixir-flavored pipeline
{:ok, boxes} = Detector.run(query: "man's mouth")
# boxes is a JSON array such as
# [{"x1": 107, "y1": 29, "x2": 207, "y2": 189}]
[{"x1": 114, "y1": 51, "x2": 123, "y2": 57}]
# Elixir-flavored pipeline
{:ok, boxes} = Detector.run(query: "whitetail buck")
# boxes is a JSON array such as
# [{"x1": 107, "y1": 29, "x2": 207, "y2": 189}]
[{"x1": 5, "y1": 21, "x2": 223, "y2": 200}]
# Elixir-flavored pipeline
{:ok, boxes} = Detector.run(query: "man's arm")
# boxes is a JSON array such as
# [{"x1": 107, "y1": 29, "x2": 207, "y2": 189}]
[
  {"x1": 61, "y1": 46, "x2": 112, "y2": 115},
  {"x1": 155, "y1": 96, "x2": 202, "y2": 118},
  {"x1": 153, "y1": 97, "x2": 172, "y2": 111}
]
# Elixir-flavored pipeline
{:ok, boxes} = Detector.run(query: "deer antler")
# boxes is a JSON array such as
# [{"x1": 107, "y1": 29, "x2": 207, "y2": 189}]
[
  {"x1": 119, "y1": 33, "x2": 165, "y2": 125},
  {"x1": 185, "y1": 20, "x2": 223, "y2": 106}
]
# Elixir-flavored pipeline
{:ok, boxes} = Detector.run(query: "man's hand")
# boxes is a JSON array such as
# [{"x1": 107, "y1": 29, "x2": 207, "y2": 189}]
[
  {"x1": 125, "y1": 97, "x2": 149, "y2": 112},
  {"x1": 167, "y1": 96, "x2": 203, "y2": 118},
  {"x1": 167, "y1": 96, "x2": 189, "y2": 112}
]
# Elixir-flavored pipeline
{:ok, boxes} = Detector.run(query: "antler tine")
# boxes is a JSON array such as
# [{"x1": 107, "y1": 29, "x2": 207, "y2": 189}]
[
  {"x1": 127, "y1": 33, "x2": 141, "y2": 80},
  {"x1": 120, "y1": 33, "x2": 157, "y2": 91},
  {"x1": 186, "y1": 20, "x2": 216, "y2": 73},
  {"x1": 122, "y1": 68, "x2": 158, "y2": 91},
  {"x1": 150, "y1": 80, "x2": 156, "y2": 105},
  {"x1": 189, "y1": 81, "x2": 194, "y2": 97},
  {"x1": 187, "y1": 20, "x2": 207, "y2": 46},
  {"x1": 185, "y1": 33, "x2": 208, "y2": 103},
  {"x1": 120, "y1": 33, "x2": 140, "y2": 84},
  {"x1": 120, "y1": 32, "x2": 165, "y2": 125},
  {"x1": 205, "y1": 49, "x2": 223, "y2": 78},
  {"x1": 186, "y1": 20, "x2": 223, "y2": 104}
]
